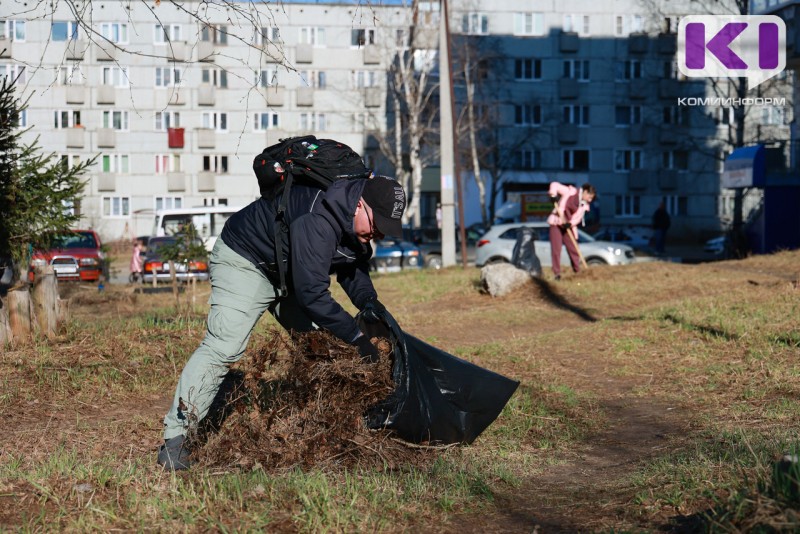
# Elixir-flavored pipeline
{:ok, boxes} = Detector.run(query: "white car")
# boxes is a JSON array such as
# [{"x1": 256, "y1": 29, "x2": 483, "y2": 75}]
[{"x1": 475, "y1": 222, "x2": 635, "y2": 267}]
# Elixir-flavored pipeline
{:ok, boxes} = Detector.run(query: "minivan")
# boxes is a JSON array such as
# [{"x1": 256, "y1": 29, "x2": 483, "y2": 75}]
[{"x1": 152, "y1": 206, "x2": 243, "y2": 251}]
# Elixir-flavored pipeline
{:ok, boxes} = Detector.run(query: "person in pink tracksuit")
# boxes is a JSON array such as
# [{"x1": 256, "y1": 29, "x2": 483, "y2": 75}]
[{"x1": 547, "y1": 182, "x2": 596, "y2": 280}]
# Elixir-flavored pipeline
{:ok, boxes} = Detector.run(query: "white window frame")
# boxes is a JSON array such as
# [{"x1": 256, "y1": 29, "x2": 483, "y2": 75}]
[
  {"x1": 51, "y1": 21, "x2": 79, "y2": 42},
  {"x1": 516, "y1": 149, "x2": 540, "y2": 170},
  {"x1": 664, "y1": 195, "x2": 688, "y2": 216},
  {"x1": 300, "y1": 27, "x2": 326, "y2": 46},
  {"x1": 616, "y1": 59, "x2": 642, "y2": 81},
  {"x1": 514, "y1": 13, "x2": 544, "y2": 36},
  {"x1": 101, "y1": 22, "x2": 129, "y2": 44},
  {"x1": 255, "y1": 26, "x2": 280, "y2": 45},
  {"x1": 1, "y1": 20, "x2": 26, "y2": 42},
  {"x1": 615, "y1": 195, "x2": 641, "y2": 217},
  {"x1": 155, "y1": 196, "x2": 183, "y2": 212},
  {"x1": 57, "y1": 65, "x2": 84, "y2": 85},
  {"x1": 253, "y1": 111, "x2": 280, "y2": 131},
  {"x1": 563, "y1": 59, "x2": 590, "y2": 81},
  {"x1": 663, "y1": 106, "x2": 687, "y2": 126},
  {"x1": 155, "y1": 67, "x2": 182, "y2": 87},
  {"x1": 54, "y1": 110, "x2": 82, "y2": 129},
  {"x1": 202, "y1": 155, "x2": 229, "y2": 174},
  {"x1": 762, "y1": 106, "x2": 786, "y2": 125},
  {"x1": 562, "y1": 149, "x2": 591, "y2": 171},
  {"x1": 154, "y1": 23, "x2": 182, "y2": 43},
  {"x1": 418, "y1": 1, "x2": 440, "y2": 25},
  {"x1": 101, "y1": 154, "x2": 130, "y2": 174},
  {"x1": 300, "y1": 112, "x2": 326, "y2": 131},
  {"x1": 202, "y1": 68, "x2": 228, "y2": 88},
  {"x1": 615, "y1": 105, "x2": 642, "y2": 127},
  {"x1": 102, "y1": 196, "x2": 130, "y2": 218},
  {"x1": 462, "y1": 12, "x2": 489, "y2": 35},
  {"x1": 614, "y1": 149, "x2": 643, "y2": 172},
  {"x1": 716, "y1": 107, "x2": 734, "y2": 126},
  {"x1": 201, "y1": 25, "x2": 228, "y2": 45},
  {"x1": 59, "y1": 154, "x2": 82, "y2": 170},
  {"x1": 102, "y1": 66, "x2": 130, "y2": 88},
  {"x1": 0, "y1": 64, "x2": 26, "y2": 84},
  {"x1": 103, "y1": 110, "x2": 130, "y2": 131},
  {"x1": 514, "y1": 58, "x2": 541, "y2": 81},
  {"x1": 15, "y1": 109, "x2": 27, "y2": 128},
  {"x1": 155, "y1": 111, "x2": 181, "y2": 131},
  {"x1": 615, "y1": 14, "x2": 644, "y2": 36},
  {"x1": 351, "y1": 28, "x2": 376, "y2": 47},
  {"x1": 202, "y1": 112, "x2": 228, "y2": 132},
  {"x1": 563, "y1": 105, "x2": 590, "y2": 126},
  {"x1": 155, "y1": 154, "x2": 182, "y2": 174},
  {"x1": 352, "y1": 70, "x2": 377, "y2": 88},
  {"x1": 300, "y1": 70, "x2": 326, "y2": 88},
  {"x1": 514, "y1": 104, "x2": 542, "y2": 127},
  {"x1": 563, "y1": 14, "x2": 590, "y2": 36},
  {"x1": 256, "y1": 68, "x2": 278, "y2": 88},
  {"x1": 663, "y1": 150, "x2": 689, "y2": 172}
]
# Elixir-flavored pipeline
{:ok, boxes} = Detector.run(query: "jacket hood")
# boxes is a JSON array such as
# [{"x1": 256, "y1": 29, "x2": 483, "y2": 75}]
[{"x1": 318, "y1": 179, "x2": 368, "y2": 243}]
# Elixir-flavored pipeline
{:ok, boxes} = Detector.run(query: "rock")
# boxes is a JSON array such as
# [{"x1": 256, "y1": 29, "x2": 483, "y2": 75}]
[{"x1": 481, "y1": 263, "x2": 532, "y2": 297}]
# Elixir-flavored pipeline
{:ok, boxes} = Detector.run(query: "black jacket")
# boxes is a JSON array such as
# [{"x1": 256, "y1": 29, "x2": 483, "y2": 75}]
[{"x1": 220, "y1": 179, "x2": 377, "y2": 342}]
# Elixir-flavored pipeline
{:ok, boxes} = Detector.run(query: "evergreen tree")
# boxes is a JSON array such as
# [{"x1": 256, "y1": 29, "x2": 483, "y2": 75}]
[{"x1": 0, "y1": 78, "x2": 94, "y2": 283}]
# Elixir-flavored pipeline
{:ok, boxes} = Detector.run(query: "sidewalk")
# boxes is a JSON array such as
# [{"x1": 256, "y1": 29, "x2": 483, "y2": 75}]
[{"x1": 635, "y1": 244, "x2": 720, "y2": 265}]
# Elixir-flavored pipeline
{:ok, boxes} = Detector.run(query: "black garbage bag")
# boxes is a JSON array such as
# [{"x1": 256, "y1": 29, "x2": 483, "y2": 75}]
[
  {"x1": 358, "y1": 309, "x2": 519, "y2": 445},
  {"x1": 511, "y1": 226, "x2": 542, "y2": 277}
]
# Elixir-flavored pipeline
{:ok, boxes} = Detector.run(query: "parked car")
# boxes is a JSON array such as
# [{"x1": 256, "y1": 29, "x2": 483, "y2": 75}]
[
  {"x1": 370, "y1": 239, "x2": 423, "y2": 273},
  {"x1": 141, "y1": 236, "x2": 210, "y2": 284},
  {"x1": 475, "y1": 222, "x2": 636, "y2": 268},
  {"x1": 704, "y1": 235, "x2": 729, "y2": 256},
  {"x1": 29, "y1": 230, "x2": 105, "y2": 282},
  {"x1": 593, "y1": 227, "x2": 652, "y2": 251},
  {"x1": 404, "y1": 224, "x2": 485, "y2": 269}
]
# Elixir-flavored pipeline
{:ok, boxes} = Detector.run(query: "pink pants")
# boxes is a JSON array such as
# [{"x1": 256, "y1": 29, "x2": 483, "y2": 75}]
[{"x1": 549, "y1": 225, "x2": 581, "y2": 277}]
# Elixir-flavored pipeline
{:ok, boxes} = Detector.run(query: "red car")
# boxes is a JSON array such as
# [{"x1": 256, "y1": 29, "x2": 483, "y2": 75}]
[{"x1": 29, "y1": 230, "x2": 105, "y2": 282}]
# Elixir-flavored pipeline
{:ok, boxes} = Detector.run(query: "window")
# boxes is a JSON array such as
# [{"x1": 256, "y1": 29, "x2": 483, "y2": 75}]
[
  {"x1": 762, "y1": 106, "x2": 786, "y2": 125},
  {"x1": 155, "y1": 196, "x2": 183, "y2": 211},
  {"x1": 716, "y1": 107, "x2": 734, "y2": 126},
  {"x1": 254, "y1": 112, "x2": 280, "y2": 131},
  {"x1": 614, "y1": 149, "x2": 643, "y2": 172},
  {"x1": 102, "y1": 196, "x2": 130, "y2": 217},
  {"x1": 102, "y1": 154, "x2": 130, "y2": 173},
  {"x1": 352, "y1": 70, "x2": 377, "y2": 88},
  {"x1": 202, "y1": 112, "x2": 228, "y2": 132},
  {"x1": 663, "y1": 16, "x2": 680, "y2": 34},
  {"x1": 15, "y1": 110, "x2": 27, "y2": 128},
  {"x1": 300, "y1": 27, "x2": 326, "y2": 46},
  {"x1": 351, "y1": 29, "x2": 376, "y2": 47},
  {"x1": 563, "y1": 149, "x2": 590, "y2": 171},
  {"x1": 155, "y1": 154, "x2": 182, "y2": 174},
  {"x1": 59, "y1": 154, "x2": 82, "y2": 170},
  {"x1": 664, "y1": 195, "x2": 688, "y2": 216},
  {"x1": 57, "y1": 65, "x2": 84, "y2": 85},
  {"x1": 616, "y1": 60, "x2": 642, "y2": 80},
  {"x1": 663, "y1": 106, "x2": 688, "y2": 126},
  {"x1": 255, "y1": 26, "x2": 280, "y2": 45},
  {"x1": 514, "y1": 104, "x2": 542, "y2": 126},
  {"x1": 203, "y1": 155, "x2": 229, "y2": 174},
  {"x1": 0, "y1": 64, "x2": 26, "y2": 84},
  {"x1": 102, "y1": 110, "x2": 129, "y2": 131},
  {"x1": 1, "y1": 20, "x2": 26, "y2": 41},
  {"x1": 514, "y1": 59, "x2": 541, "y2": 81},
  {"x1": 462, "y1": 13, "x2": 489, "y2": 35},
  {"x1": 563, "y1": 14, "x2": 590, "y2": 36},
  {"x1": 202, "y1": 197, "x2": 228, "y2": 207},
  {"x1": 155, "y1": 111, "x2": 181, "y2": 131},
  {"x1": 51, "y1": 21, "x2": 79, "y2": 41},
  {"x1": 663, "y1": 60, "x2": 686, "y2": 81},
  {"x1": 418, "y1": 1, "x2": 440, "y2": 25},
  {"x1": 514, "y1": 149, "x2": 540, "y2": 170},
  {"x1": 563, "y1": 105, "x2": 590, "y2": 126},
  {"x1": 615, "y1": 15, "x2": 644, "y2": 36},
  {"x1": 615, "y1": 106, "x2": 642, "y2": 126},
  {"x1": 201, "y1": 25, "x2": 228, "y2": 44},
  {"x1": 396, "y1": 29, "x2": 408, "y2": 48},
  {"x1": 256, "y1": 68, "x2": 278, "y2": 87},
  {"x1": 101, "y1": 23, "x2": 128, "y2": 44},
  {"x1": 54, "y1": 110, "x2": 82, "y2": 129},
  {"x1": 300, "y1": 113, "x2": 326, "y2": 131},
  {"x1": 563, "y1": 59, "x2": 590, "y2": 81},
  {"x1": 663, "y1": 150, "x2": 689, "y2": 171},
  {"x1": 155, "y1": 67, "x2": 182, "y2": 87},
  {"x1": 514, "y1": 13, "x2": 544, "y2": 36},
  {"x1": 615, "y1": 195, "x2": 641, "y2": 217},
  {"x1": 300, "y1": 70, "x2": 326, "y2": 88},
  {"x1": 154, "y1": 23, "x2": 182, "y2": 43},
  {"x1": 102, "y1": 66, "x2": 130, "y2": 87},
  {"x1": 201, "y1": 68, "x2": 228, "y2": 88}
]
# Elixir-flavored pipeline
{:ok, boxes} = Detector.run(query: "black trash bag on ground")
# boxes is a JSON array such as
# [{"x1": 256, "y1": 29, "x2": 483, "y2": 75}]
[
  {"x1": 511, "y1": 226, "x2": 542, "y2": 277},
  {"x1": 358, "y1": 309, "x2": 519, "y2": 445}
]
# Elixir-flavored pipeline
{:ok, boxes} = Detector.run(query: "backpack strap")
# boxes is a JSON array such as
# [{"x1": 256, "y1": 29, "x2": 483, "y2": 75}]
[{"x1": 273, "y1": 170, "x2": 295, "y2": 298}]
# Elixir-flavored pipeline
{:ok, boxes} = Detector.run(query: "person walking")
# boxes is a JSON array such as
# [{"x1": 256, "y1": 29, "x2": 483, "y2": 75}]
[
  {"x1": 547, "y1": 182, "x2": 596, "y2": 280},
  {"x1": 652, "y1": 201, "x2": 671, "y2": 255},
  {"x1": 157, "y1": 175, "x2": 407, "y2": 470}
]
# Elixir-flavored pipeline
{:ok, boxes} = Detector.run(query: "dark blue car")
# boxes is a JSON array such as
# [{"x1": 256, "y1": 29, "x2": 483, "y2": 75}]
[{"x1": 370, "y1": 239, "x2": 423, "y2": 273}]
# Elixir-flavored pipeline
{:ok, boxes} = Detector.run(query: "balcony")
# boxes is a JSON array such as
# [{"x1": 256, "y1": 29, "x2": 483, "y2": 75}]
[
  {"x1": 296, "y1": 43, "x2": 313, "y2": 64},
  {"x1": 658, "y1": 169, "x2": 679, "y2": 190},
  {"x1": 559, "y1": 31, "x2": 579, "y2": 53},
  {"x1": 198, "y1": 84, "x2": 216, "y2": 106},
  {"x1": 168, "y1": 127, "x2": 185, "y2": 148},
  {"x1": 0, "y1": 41, "x2": 12, "y2": 59},
  {"x1": 97, "y1": 128, "x2": 116, "y2": 148},
  {"x1": 167, "y1": 172, "x2": 186, "y2": 192},
  {"x1": 197, "y1": 172, "x2": 216, "y2": 192},
  {"x1": 658, "y1": 33, "x2": 677, "y2": 54},
  {"x1": 296, "y1": 87, "x2": 314, "y2": 107},
  {"x1": 95, "y1": 42, "x2": 116, "y2": 61},
  {"x1": 168, "y1": 90, "x2": 186, "y2": 106},
  {"x1": 627, "y1": 170, "x2": 651, "y2": 190},
  {"x1": 196, "y1": 128, "x2": 216, "y2": 149},
  {"x1": 66, "y1": 127, "x2": 86, "y2": 149},
  {"x1": 198, "y1": 40, "x2": 215, "y2": 62},
  {"x1": 558, "y1": 78, "x2": 579, "y2": 99},
  {"x1": 659, "y1": 127, "x2": 679, "y2": 144},
  {"x1": 363, "y1": 45, "x2": 380, "y2": 65},
  {"x1": 265, "y1": 86, "x2": 285, "y2": 107},
  {"x1": 364, "y1": 87, "x2": 382, "y2": 108},
  {"x1": 97, "y1": 173, "x2": 116, "y2": 192},
  {"x1": 629, "y1": 79, "x2": 650, "y2": 100},
  {"x1": 658, "y1": 79, "x2": 680, "y2": 99},
  {"x1": 628, "y1": 33, "x2": 648, "y2": 54},
  {"x1": 66, "y1": 39, "x2": 86, "y2": 60},
  {"x1": 165, "y1": 41, "x2": 188, "y2": 62},
  {"x1": 261, "y1": 41, "x2": 285, "y2": 62},
  {"x1": 266, "y1": 129, "x2": 288, "y2": 145},
  {"x1": 66, "y1": 86, "x2": 86, "y2": 104},
  {"x1": 412, "y1": 27, "x2": 438, "y2": 49},
  {"x1": 558, "y1": 124, "x2": 579, "y2": 144},
  {"x1": 97, "y1": 85, "x2": 115, "y2": 105},
  {"x1": 628, "y1": 124, "x2": 647, "y2": 144}
]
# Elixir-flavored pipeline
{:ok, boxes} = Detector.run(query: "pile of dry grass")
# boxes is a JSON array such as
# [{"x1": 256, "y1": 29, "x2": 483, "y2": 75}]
[{"x1": 193, "y1": 329, "x2": 436, "y2": 472}]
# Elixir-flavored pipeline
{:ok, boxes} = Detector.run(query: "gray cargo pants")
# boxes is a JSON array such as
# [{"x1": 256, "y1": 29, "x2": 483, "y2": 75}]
[{"x1": 163, "y1": 239, "x2": 313, "y2": 440}]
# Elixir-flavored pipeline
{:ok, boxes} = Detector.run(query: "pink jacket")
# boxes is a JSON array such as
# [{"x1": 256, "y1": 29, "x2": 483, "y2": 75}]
[
  {"x1": 546, "y1": 182, "x2": 590, "y2": 239},
  {"x1": 130, "y1": 246, "x2": 144, "y2": 273}
]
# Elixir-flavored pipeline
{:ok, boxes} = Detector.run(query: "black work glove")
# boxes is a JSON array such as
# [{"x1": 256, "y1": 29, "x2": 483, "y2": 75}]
[
  {"x1": 562, "y1": 222, "x2": 572, "y2": 229},
  {"x1": 352, "y1": 335, "x2": 380, "y2": 363},
  {"x1": 361, "y1": 299, "x2": 386, "y2": 323}
]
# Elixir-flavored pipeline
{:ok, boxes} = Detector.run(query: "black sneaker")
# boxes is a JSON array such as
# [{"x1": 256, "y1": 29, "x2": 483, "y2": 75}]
[{"x1": 157, "y1": 435, "x2": 192, "y2": 470}]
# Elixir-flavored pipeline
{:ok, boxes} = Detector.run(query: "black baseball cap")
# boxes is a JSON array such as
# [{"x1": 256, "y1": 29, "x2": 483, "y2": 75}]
[{"x1": 361, "y1": 176, "x2": 406, "y2": 238}]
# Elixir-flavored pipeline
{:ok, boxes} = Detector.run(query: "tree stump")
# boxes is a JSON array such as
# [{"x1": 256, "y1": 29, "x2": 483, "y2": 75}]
[
  {"x1": 32, "y1": 265, "x2": 59, "y2": 338},
  {"x1": 8, "y1": 288, "x2": 32, "y2": 341}
]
